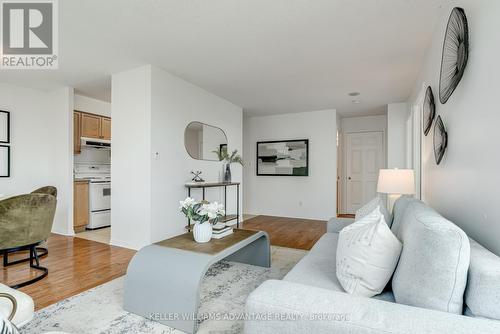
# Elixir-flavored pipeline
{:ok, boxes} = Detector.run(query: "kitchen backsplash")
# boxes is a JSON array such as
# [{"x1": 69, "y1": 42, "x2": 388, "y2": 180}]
[{"x1": 74, "y1": 147, "x2": 111, "y2": 164}]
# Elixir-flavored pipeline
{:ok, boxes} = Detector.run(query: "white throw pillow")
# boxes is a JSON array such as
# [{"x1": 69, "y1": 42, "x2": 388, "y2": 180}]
[
  {"x1": 355, "y1": 196, "x2": 393, "y2": 227},
  {"x1": 336, "y1": 206, "x2": 402, "y2": 298}
]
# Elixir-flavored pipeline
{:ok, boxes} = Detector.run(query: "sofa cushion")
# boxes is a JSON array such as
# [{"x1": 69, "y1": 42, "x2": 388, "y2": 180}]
[
  {"x1": 390, "y1": 195, "x2": 417, "y2": 238},
  {"x1": 392, "y1": 200, "x2": 470, "y2": 314},
  {"x1": 464, "y1": 238, "x2": 500, "y2": 319},
  {"x1": 355, "y1": 196, "x2": 392, "y2": 227},
  {"x1": 284, "y1": 233, "x2": 344, "y2": 292},
  {"x1": 336, "y1": 206, "x2": 402, "y2": 297},
  {"x1": 374, "y1": 291, "x2": 396, "y2": 303},
  {"x1": 284, "y1": 232, "x2": 397, "y2": 303},
  {"x1": 326, "y1": 217, "x2": 355, "y2": 233},
  {"x1": 245, "y1": 280, "x2": 500, "y2": 334}
]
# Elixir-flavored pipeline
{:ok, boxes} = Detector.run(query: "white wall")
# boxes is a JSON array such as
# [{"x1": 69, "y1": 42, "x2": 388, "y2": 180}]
[
  {"x1": 0, "y1": 83, "x2": 74, "y2": 235},
  {"x1": 0, "y1": 84, "x2": 51, "y2": 196},
  {"x1": 47, "y1": 87, "x2": 75, "y2": 235},
  {"x1": 111, "y1": 65, "x2": 243, "y2": 249},
  {"x1": 111, "y1": 66, "x2": 152, "y2": 250},
  {"x1": 243, "y1": 110, "x2": 337, "y2": 220},
  {"x1": 387, "y1": 103, "x2": 409, "y2": 168},
  {"x1": 74, "y1": 94, "x2": 111, "y2": 117},
  {"x1": 341, "y1": 115, "x2": 387, "y2": 134},
  {"x1": 407, "y1": 1, "x2": 500, "y2": 255},
  {"x1": 339, "y1": 115, "x2": 387, "y2": 213},
  {"x1": 74, "y1": 147, "x2": 111, "y2": 164},
  {"x1": 150, "y1": 66, "x2": 243, "y2": 243}
]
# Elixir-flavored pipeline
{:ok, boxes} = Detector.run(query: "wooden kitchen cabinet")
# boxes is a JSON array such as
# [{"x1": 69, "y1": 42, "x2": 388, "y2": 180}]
[
  {"x1": 101, "y1": 117, "x2": 111, "y2": 140},
  {"x1": 74, "y1": 180, "x2": 89, "y2": 233},
  {"x1": 74, "y1": 111, "x2": 112, "y2": 151},
  {"x1": 81, "y1": 113, "x2": 102, "y2": 139},
  {"x1": 74, "y1": 112, "x2": 82, "y2": 154}
]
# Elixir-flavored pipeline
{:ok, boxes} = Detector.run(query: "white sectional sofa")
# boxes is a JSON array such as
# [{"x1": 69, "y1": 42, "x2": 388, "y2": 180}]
[{"x1": 244, "y1": 197, "x2": 500, "y2": 333}]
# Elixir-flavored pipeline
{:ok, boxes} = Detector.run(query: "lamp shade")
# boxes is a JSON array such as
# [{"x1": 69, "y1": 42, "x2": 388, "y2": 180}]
[{"x1": 377, "y1": 169, "x2": 415, "y2": 195}]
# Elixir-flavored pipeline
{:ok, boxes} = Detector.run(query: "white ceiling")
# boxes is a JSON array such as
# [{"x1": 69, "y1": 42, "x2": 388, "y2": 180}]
[{"x1": 0, "y1": 0, "x2": 445, "y2": 117}]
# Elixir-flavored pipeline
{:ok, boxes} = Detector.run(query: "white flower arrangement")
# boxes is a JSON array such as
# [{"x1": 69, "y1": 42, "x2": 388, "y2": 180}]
[{"x1": 180, "y1": 197, "x2": 225, "y2": 224}]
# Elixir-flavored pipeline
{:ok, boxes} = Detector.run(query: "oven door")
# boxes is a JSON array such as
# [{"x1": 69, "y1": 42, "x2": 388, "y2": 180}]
[
  {"x1": 88, "y1": 210, "x2": 111, "y2": 229},
  {"x1": 89, "y1": 181, "x2": 111, "y2": 211}
]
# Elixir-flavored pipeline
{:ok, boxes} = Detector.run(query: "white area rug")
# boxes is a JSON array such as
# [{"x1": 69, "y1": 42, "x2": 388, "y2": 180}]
[{"x1": 21, "y1": 246, "x2": 307, "y2": 334}]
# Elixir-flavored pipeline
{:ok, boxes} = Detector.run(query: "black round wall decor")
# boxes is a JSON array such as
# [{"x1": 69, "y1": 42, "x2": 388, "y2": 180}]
[
  {"x1": 433, "y1": 116, "x2": 448, "y2": 165},
  {"x1": 423, "y1": 86, "x2": 436, "y2": 136},
  {"x1": 439, "y1": 7, "x2": 469, "y2": 104}
]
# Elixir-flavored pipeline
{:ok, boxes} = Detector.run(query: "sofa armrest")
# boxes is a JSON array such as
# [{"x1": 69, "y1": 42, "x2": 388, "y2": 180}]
[
  {"x1": 244, "y1": 280, "x2": 500, "y2": 334},
  {"x1": 327, "y1": 217, "x2": 355, "y2": 233}
]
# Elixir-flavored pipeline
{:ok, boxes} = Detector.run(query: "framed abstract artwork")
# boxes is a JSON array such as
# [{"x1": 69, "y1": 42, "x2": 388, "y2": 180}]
[
  {"x1": 0, "y1": 111, "x2": 10, "y2": 143},
  {"x1": 0, "y1": 145, "x2": 10, "y2": 177},
  {"x1": 256, "y1": 139, "x2": 309, "y2": 176}
]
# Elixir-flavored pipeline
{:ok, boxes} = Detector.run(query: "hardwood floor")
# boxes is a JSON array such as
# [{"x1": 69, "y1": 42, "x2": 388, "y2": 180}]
[
  {"x1": 242, "y1": 215, "x2": 326, "y2": 250},
  {"x1": 1, "y1": 215, "x2": 326, "y2": 310},
  {"x1": 0, "y1": 234, "x2": 135, "y2": 310}
]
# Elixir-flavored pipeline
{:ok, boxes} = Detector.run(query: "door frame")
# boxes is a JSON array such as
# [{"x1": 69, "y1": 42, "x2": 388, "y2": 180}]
[
  {"x1": 410, "y1": 83, "x2": 427, "y2": 201},
  {"x1": 342, "y1": 130, "x2": 386, "y2": 214}
]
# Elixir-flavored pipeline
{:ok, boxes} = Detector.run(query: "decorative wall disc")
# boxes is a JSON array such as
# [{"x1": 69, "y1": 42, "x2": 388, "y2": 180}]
[
  {"x1": 433, "y1": 116, "x2": 448, "y2": 165},
  {"x1": 439, "y1": 7, "x2": 469, "y2": 104},
  {"x1": 423, "y1": 86, "x2": 436, "y2": 136}
]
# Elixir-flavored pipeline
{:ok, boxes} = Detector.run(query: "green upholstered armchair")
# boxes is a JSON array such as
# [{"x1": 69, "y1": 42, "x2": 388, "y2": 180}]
[
  {"x1": 31, "y1": 186, "x2": 57, "y2": 198},
  {"x1": 0, "y1": 191, "x2": 57, "y2": 288},
  {"x1": 29, "y1": 186, "x2": 58, "y2": 254}
]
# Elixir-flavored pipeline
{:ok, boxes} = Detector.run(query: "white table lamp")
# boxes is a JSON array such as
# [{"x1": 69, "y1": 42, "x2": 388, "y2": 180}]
[{"x1": 377, "y1": 169, "x2": 415, "y2": 212}]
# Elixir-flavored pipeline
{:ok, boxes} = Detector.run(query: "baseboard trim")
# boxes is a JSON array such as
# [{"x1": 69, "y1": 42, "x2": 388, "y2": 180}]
[
  {"x1": 109, "y1": 238, "x2": 144, "y2": 251},
  {"x1": 51, "y1": 228, "x2": 75, "y2": 237},
  {"x1": 242, "y1": 213, "x2": 330, "y2": 221}
]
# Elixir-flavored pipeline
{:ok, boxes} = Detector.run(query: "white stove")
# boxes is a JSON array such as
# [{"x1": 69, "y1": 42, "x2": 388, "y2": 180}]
[
  {"x1": 75, "y1": 175, "x2": 111, "y2": 180},
  {"x1": 74, "y1": 163, "x2": 111, "y2": 229}
]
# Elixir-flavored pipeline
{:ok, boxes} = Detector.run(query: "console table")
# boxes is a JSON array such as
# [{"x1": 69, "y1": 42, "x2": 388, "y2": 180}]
[
  {"x1": 123, "y1": 229, "x2": 270, "y2": 333},
  {"x1": 185, "y1": 182, "x2": 240, "y2": 230}
]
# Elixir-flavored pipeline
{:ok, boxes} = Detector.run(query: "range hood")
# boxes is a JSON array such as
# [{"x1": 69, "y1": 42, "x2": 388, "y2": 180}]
[{"x1": 81, "y1": 137, "x2": 111, "y2": 149}]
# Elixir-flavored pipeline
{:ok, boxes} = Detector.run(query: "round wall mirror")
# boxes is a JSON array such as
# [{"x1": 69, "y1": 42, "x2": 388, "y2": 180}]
[{"x1": 184, "y1": 122, "x2": 228, "y2": 161}]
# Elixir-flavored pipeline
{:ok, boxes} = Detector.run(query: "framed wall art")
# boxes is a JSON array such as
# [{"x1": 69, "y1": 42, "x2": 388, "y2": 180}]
[
  {"x1": 0, "y1": 111, "x2": 10, "y2": 143},
  {"x1": 0, "y1": 145, "x2": 10, "y2": 177},
  {"x1": 256, "y1": 139, "x2": 309, "y2": 176}
]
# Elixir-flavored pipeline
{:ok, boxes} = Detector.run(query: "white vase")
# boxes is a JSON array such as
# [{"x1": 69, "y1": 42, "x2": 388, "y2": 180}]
[{"x1": 193, "y1": 222, "x2": 212, "y2": 243}]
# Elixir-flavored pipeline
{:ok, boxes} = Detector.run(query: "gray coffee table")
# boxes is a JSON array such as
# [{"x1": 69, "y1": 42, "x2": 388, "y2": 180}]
[{"x1": 123, "y1": 229, "x2": 270, "y2": 333}]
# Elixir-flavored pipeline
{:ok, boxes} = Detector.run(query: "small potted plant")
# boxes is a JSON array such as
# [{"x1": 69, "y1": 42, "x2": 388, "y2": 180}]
[
  {"x1": 213, "y1": 147, "x2": 243, "y2": 183},
  {"x1": 180, "y1": 197, "x2": 225, "y2": 243}
]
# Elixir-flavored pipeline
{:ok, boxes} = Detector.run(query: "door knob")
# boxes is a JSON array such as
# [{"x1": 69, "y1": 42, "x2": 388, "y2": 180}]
[{"x1": 348, "y1": 177, "x2": 351, "y2": 180}]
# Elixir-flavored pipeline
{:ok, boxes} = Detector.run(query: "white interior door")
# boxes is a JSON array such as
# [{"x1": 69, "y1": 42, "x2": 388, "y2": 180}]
[{"x1": 345, "y1": 132, "x2": 384, "y2": 214}]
